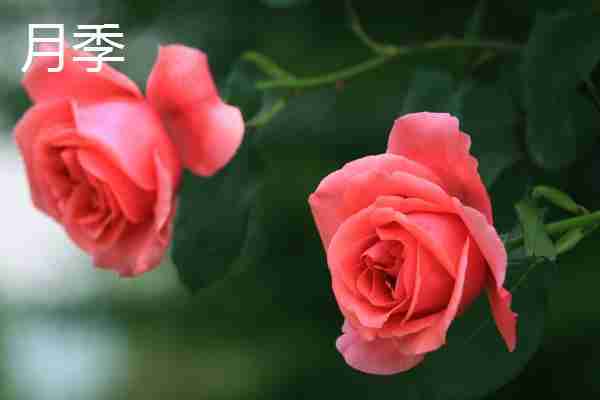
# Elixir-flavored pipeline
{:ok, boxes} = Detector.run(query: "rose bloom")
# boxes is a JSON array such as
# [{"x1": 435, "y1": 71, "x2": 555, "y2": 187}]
[
  {"x1": 309, "y1": 112, "x2": 516, "y2": 375},
  {"x1": 15, "y1": 44, "x2": 243, "y2": 276}
]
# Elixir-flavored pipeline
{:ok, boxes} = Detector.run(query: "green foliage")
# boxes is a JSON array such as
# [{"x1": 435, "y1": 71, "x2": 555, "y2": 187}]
[
  {"x1": 172, "y1": 138, "x2": 263, "y2": 291},
  {"x1": 515, "y1": 198, "x2": 557, "y2": 261},
  {"x1": 164, "y1": 2, "x2": 600, "y2": 398},
  {"x1": 532, "y1": 185, "x2": 587, "y2": 214},
  {"x1": 402, "y1": 69, "x2": 520, "y2": 187},
  {"x1": 522, "y1": 12, "x2": 600, "y2": 169},
  {"x1": 260, "y1": 0, "x2": 311, "y2": 8}
]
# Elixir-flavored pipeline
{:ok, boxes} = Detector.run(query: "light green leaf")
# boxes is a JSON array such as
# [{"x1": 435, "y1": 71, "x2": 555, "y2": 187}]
[
  {"x1": 515, "y1": 198, "x2": 557, "y2": 261},
  {"x1": 532, "y1": 185, "x2": 587, "y2": 214},
  {"x1": 556, "y1": 228, "x2": 586, "y2": 255}
]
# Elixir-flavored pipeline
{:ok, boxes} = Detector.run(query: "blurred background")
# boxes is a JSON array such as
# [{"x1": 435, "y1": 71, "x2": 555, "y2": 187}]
[{"x1": 1, "y1": 0, "x2": 600, "y2": 399}]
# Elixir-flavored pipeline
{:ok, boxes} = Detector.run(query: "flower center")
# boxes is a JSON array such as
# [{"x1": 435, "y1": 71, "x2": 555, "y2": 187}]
[{"x1": 357, "y1": 240, "x2": 405, "y2": 305}]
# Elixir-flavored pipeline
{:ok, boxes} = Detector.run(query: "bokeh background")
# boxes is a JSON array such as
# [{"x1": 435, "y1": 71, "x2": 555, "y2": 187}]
[{"x1": 1, "y1": 1, "x2": 600, "y2": 399}]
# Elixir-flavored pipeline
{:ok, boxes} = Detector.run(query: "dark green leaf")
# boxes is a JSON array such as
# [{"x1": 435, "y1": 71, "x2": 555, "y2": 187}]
[
  {"x1": 255, "y1": 88, "x2": 337, "y2": 150},
  {"x1": 464, "y1": 0, "x2": 487, "y2": 39},
  {"x1": 222, "y1": 59, "x2": 265, "y2": 120},
  {"x1": 454, "y1": 82, "x2": 521, "y2": 187},
  {"x1": 401, "y1": 69, "x2": 456, "y2": 114},
  {"x1": 260, "y1": 0, "x2": 311, "y2": 8},
  {"x1": 401, "y1": 69, "x2": 520, "y2": 187},
  {"x1": 522, "y1": 12, "x2": 600, "y2": 169},
  {"x1": 419, "y1": 259, "x2": 549, "y2": 399},
  {"x1": 515, "y1": 198, "x2": 557, "y2": 261},
  {"x1": 172, "y1": 138, "x2": 263, "y2": 291}
]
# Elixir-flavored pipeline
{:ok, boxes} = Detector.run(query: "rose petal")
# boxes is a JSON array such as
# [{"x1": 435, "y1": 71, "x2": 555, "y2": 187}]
[
  {"x1": 73, "y1": 99, "x2": 180, "y2": 191},
  {"x1": 336, "y1": 321, "x2": 425, "y2": 375},
  {"x1": 23, "y1": 46, "x2": 142, "y2": 104},
  {"x1": 14, "y1": 99, "x2": 75, "y2": 217},
  {"x1": 147, "y1": 44, "x2": 244, "y2": 176},
  {"x1": 394, "y1": 238, "x2": 471, "y2": 355},
  {"x1": 77, "y1": 149, "x2": 154, "y2": 223},
  {"x1": 309, "y1": 153, "x2": 448, "y2": 249},
  {"x1": 93, "y1": 213, "x2": 173, "y2": 277},
  {"x1": 370, "y1": 208, "x2": 457, "y2": 278},
  {"x1": 487, "y1": 283, "x2": 517, "y2": 352},
  {"x1": 160, "y1": 99, "x2": 244, "y2": 176},
  {"x1": 387, "y1": 112, "x2": 492, "y2": 222},
  {"x1": 453, "y1": 199, "x2": 507, "y2": 293}
]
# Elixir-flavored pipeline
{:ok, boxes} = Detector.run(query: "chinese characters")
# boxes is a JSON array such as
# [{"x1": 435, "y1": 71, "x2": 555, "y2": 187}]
[{"x1": 21, "y1": 24, "x2": 125, "y2": 73}]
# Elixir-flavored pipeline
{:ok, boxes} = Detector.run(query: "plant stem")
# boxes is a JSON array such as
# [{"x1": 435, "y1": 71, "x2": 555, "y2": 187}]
[
  {"x1": 252, "y1": 38, "x2": 520, "y2": 90},
  {"x1": 345, "y1": 0, "x2": 398, "y2": 56},
  {"x1": 505, "y1": 210, "x2": 600, "y2": 251},
  {"x1": 256, "y1": 55, "x2": 391, "y2": 90},
  {"x1": 246, "y1": 98, "x2": 287, "y2": 128},
  {"x1": 241, "y1": 51, "x2": 296, "y2": 80}
]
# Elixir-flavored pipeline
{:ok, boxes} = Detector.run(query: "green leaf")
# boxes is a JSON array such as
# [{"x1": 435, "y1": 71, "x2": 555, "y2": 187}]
[
  {"x1": 260, "y1": 0, "x2": 311, "y2": 8},
  {"x1": 224, "y1": 55, "x2": 289, "y2": 129},
  {"x1": 454, "y1": 82, "x2": 521, "y2": 187},
  {"x1": 172, "y1": 138, "x2": 263, "y2": 291},
  {"x1": 401, "y1": 69, "x2": 521, "y2": 187},
  {"x1": 401, "y1": 69, "x2": 456, "y2": 114},
  {"x1": 223, "y1": 58, "x2": 266, "y2": 121},
  {"x1": 522, "y1": 12, "x2": 600, "y2": 169},
  {"x1": 532, "y1": 185, "x2": 587, "y2": 214},
  {"x1": 555, "y1": 228, "x2": 586, "y2": 255},
  {"x1": 515, "y1": 198, "x2": 557, "y2": 261},
  {"x1": 464, "y1": 0, "x2": 487, "y2": 39},
  {"x1": 255, "y1": 88, "x2": 337, "y2": 150},
  {"x1": 420, "y1": 260, "x2": 548, "y2": 399}
]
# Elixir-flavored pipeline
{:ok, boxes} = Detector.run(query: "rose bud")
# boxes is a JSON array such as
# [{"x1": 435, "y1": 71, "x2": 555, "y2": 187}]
[
  {"x1": 309, "y1": 112, "x2": 517, "y2": 375},
  {"x1": 15, "y1": 43, "x2": 243, "y2": 276}
]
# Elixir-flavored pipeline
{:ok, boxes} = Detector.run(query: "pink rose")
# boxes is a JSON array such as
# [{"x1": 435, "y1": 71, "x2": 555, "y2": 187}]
[
  {"x1": 309, "y1": 112, "x2": 517, "y2": 375},
  {"x1": 15, "y1": 44, "x2": 243, "y2": 276}
]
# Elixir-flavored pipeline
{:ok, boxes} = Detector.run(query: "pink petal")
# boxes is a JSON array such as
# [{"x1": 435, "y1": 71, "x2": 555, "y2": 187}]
[
  {"x1": 147, "y1": 44, "x2": 244, "y2": 176},
  {"x1": 160, "y1": 99, "x2": 244, "y2": 176},
  {"x1": 23, "y1": 46, "x2": 142, "y2": 104},
  {"x1": 369, "y1": 208, "x2": 456, "y2": 278},
  {"x1": 453, "y1": 198, "x2": 517, "y2": 351},
  {"x1": 72, "y1": 99, "x2": 180, "y2": 192},
  {"x1": 487, "y1": 283, "x2": 517, "y2": 352},
  {"x1": 93, "y1": 216, "x2": 172, "y2": 277},
  {"x1": 91, "y1": 149, "x2": 177, "y2": 276},
  {"x1": 453, "y1": 199, "x2": 507, "y2": 294},
  {"x1": 14, "y1": 99, "x2": 75, "y2": 217},
  {"x1": 77, "y1": 149, "x2": 154, "y2": 224},
  {"x1": 394, "y1": 238, "x2": 471, "y2": 355},
  {"x1": 336, "y1": 321, "x2": 425, "y2": 375},
  {"x1": 309, "y1": 153, "x2": 448, "y2": 249},
  {"x1": 387, "y1": 112, "x2": 493, "y2": 223}
]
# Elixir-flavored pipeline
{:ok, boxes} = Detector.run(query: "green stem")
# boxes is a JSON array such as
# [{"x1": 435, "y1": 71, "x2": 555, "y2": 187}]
[
  {"x1": 253, "y1": 38, "x2": 520, "y2": 90},
  {"x1": 256, "y1": 55, "x2": 391, "y2": 90},
  {"x1": 241, "y1": 51, "x2": 296, "y2": 80},
  {"x1": 246, "y1": 98, "x2": 287, "y2": 128},
  {"x1": 505, "y1": 210, "x2": 600, "y2": 251},
  {"x1": 345, "y1": 0, "x2": 398, "y2": 56}
]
